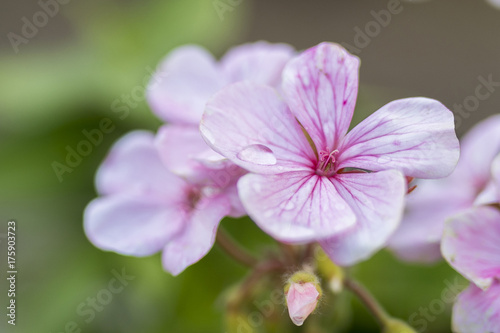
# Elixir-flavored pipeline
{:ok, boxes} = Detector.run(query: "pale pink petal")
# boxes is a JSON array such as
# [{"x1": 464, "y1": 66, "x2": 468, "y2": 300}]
[
  {"x1": 162, "y1": 195, "x2": 231, "y2": 276},
  {"x1": 337, "y1": 98, "x2": 459, "y2": 179},
  {"x1": 194, "y1": 147, "x2": 233, "y2": 169},
  {"x1": 223, "y1": 182, "x2": 247, "y2": 218},
  {"x1": 320, "y1": 170, "x2": 406, "y2": 266},
  {"x1": 492, "y1": 154, "x2": 500, "y2": 201},
  {"x1": 458, "y1": 114, "x2": 500, "y2": 188},
  {"x1": 221, "y1": 41, "x2": 294, "y2": 86},
  {"x1": 282, "y1": 42, "x2": 360, "y2": 152},
  {"x1": 201, "y1": 82, "x2": 316, "y2": 174},
  {"x1": 96, "y1": 131, "x2": 185, "y2": 197},
  {"x1": 147, "y1": 45, "x2": 225, "y2": 124},
  {"x1": 237, "y1": 171, "x2": 356, "y2": 243},
  {"x1": 84, "y1": 194, "x2": 185, "y2": 256},
  {"x1": 286, "y1": 282, "x2": 320, "y2": 326},
  {"x1": 155, "y1": 124, "x2": 245, "y2": 184},
  {"x1": 441, "y1": 206, "x2": 500, "y2": 290},
  {"x1": 487, "y1": 0, "x2": 500, "y2": 9},
  {"x1": 388, "y1": 178, "x2": 474, "y2": 262},
  {"x1": 453, "y1": 282, "x2": 500, "y2": 333},
  {"x1": 474, "y1": 179, "x2": 498, "y2": 206},
  {"x1": 155, "y1": 124, "x2": 215, "y2": 179}
]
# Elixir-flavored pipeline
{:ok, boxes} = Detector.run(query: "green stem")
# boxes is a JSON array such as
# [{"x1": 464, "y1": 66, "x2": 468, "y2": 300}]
[
  {"x1": 278, "y1": 242, "x2": 297, "y2": 267},
  {"x1": 216, "y1": 228, "x2": 259, "y2": 268},
  {"x1": 344, "y1": 278, "x2": 391, "y2": 327},
  {"x1": 302, "y1": 243, "x2": 316, "y2": 265},
  {"x1": 227, "y1": 259, "x2": 285, "y2": 311}
]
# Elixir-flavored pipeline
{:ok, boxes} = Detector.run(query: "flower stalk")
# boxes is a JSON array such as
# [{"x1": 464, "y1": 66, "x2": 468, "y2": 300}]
[
  {"x1": 216, "y1": 228, "x2": 259, "y2": 268},
  {"x1": 343, "y1": 278, "x2": 390, "y2": 326}
]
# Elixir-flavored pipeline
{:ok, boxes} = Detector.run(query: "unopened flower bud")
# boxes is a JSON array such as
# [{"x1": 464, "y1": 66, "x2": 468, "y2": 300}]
[
  {"x1": 284, "y1": 271, "x2": 322, "y2": 326},
  {"x1": 383, "y1": 318, "x2": 418, "y2": 333}
]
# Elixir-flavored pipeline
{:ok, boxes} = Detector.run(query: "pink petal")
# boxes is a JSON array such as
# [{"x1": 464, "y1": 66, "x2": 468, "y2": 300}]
[
  {"x1": 223, "y1": 182, "x2": 247, "y2": 218},
  {"x1": 155, "y1": 124, "x2": 245, "y2": 182},
  {"x1": 155, "y1": 124, "x2": 223, "y2": 179},
  {"x1": 286, "y1": 282, "x2": 320, "y2": 326},
  {"x1": 388, "y1": 178, "x2": 474, "y2": 262},
  {"x1": 458, "y1": 115, "x2": 500, "y2": 188},
  {"x1": 84, "y1": 194, "x2": 185, "y2": 257},
  {"x1": 282, "y1": 42, "x2": 360, "y2": 153},
  {"x1": 320, "y1": 170, "x2": 406, "y2": 266},
  {"x1": 201, "y1": 82, "x2": 316, "y2": 174},
  {"x1": 96, "y1": 131, "x2": 185, "y2": 198},
  {"x1": 147, "y1": 45, "x2": 225, "y2": 124},
  {"x1": 441, "y1": 206, "x2": 500, "y2": 289},
  {"x1": 453, "y1": 282, "x2": 500, "y2": 333},
  {"x1": 154, "y1": 124, "x2": 247, "y2": 216},
  {"x1": 221, "y1": 41, "x2": 294, "y2": 87},
  {"x1": 155, "y1": 124, "x2": 246, "y2": 217},
  {"x1": 237, "y1": 171, "x2": 356, "y2": 243},
  {"x1": 493, "y1": 154, "x2": 500, "y2": 201},
  {"x1": 162, "y1": 195, "x2": 231, "y2": 276},
  {"x1": 474, "y1": 179, "x2": 498, "y2": 206},
  {"x1": 337, "y1": 98, "x2": 459, "y2": 179},
  {"x1": 487, "y1": 0, "x2": 500, "y2": 9}
]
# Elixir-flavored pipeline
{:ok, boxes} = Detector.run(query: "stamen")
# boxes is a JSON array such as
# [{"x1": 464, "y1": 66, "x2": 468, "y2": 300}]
[
  {"x1": 316, "y1": 150, "x2": 339, "y2": 176},
  {"x1": 406, "y1": 177, "x2": 417, "y2": 194},
  {"x1": 407, "y1": 185, "x2": 418, "y2": 194}
]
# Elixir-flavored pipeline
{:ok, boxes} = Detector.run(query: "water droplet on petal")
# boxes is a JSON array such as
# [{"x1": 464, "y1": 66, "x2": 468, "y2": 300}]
[
  {"x1": 377, "y1": 156, "x2": 391, "y2": 164},
  {"x1": 201, "y1": 186, "x2": 218, "y2": 197},
  {"x1": 237, "y1": 144, "x2": 277, "y2": 165}
]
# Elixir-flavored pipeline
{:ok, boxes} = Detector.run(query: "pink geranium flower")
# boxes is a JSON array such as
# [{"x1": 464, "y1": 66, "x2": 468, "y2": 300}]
[
  {"x1": 200, "y1": 42, "x2": 459, "y2": 265},
  {"x1": 389, "y1": 115, "x2": 500, "y2": 262},
  {"x1": 441, "y1": 189, "x2": 500, "y2": 332},
  {"x1": 84, "y1": 131, "x2": 243, "y2": 276}
]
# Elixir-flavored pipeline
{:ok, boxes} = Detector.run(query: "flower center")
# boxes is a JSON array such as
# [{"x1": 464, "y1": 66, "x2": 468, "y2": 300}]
[
  {"x1": 316, "y1": 150, "x2": 339, "y2": 176},
  {"x1": 186, "y1": 187, "x2": 202, "y2": 209}
]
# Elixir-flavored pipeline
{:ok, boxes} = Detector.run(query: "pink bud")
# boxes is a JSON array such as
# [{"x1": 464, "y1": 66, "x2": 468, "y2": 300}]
[{"x1": 285, "y1": 282, "x2": 320, "y2": 326}]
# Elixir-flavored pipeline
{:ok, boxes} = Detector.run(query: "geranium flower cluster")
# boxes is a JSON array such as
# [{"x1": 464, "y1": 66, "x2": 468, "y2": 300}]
[{"x1": 83, "y1": 41, "x2": 474, "y2": 330}]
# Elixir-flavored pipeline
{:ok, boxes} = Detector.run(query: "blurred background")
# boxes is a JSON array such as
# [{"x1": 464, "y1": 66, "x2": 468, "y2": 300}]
[{"x1": 1, "y1": 0, "x2": 499, "y2": 332}]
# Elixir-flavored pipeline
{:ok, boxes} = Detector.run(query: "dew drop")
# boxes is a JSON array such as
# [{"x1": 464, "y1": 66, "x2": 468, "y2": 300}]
[
  {"x1": 201, "y1": 186, "x2": 218, "y2": 197},
  {"x1": 377, "y1": 156, "x2": 391, "y2": 164},
  {"x1": 237, "y1": 144, "x2": 277, "y2": 165}
]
